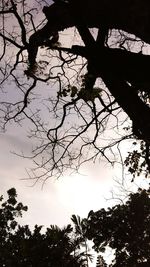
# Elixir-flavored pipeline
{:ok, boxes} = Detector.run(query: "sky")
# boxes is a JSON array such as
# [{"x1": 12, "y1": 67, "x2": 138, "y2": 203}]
[
  {"x1": 0, "y1": 0, "x2": 149, "y2": 231},
  {"x1": 0, "y1": 123, "x2": 149, "y2": 230},
  {"x1": 0, "y1": 124, "x2": 149, "y2": 267},
  {"x1": 0, "y1": 125, "x2": 118, "y2": 229},
  {"x1": 0, "y1": 120, "x2": 122, "y2": 267},
  {"x1": 0, "y1": 0, "x2": 119, "y2": 230},
  {"x1": 1, "y1": 2, "x2": 150, "y2": 267}
]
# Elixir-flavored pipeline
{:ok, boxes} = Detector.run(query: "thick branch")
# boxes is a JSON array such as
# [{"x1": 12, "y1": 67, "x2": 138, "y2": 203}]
[
  {"x1": 69, "y1": 44, "x2": 150, "y2": 94},
  {"x1": 101, "y1": 73, "x2": 150, "y2": 142}
]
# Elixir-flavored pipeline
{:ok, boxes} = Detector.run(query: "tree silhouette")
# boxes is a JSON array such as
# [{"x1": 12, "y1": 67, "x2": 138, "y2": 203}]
[
  {"x1": 1, "y1": 187, "x2": 150, "y2": 267},
  {"x1": 71, "y1": 214, "x2": 92, "y2": 266},
  {"x1": 0, "y1": 0, "x2": 150, "y2": 181},
  {"x1": 0, "y1": 188, "x2": 89, "y2": 266},
  {"x1": 85, "y1": 188, "x2": 150, "y2": 267}
]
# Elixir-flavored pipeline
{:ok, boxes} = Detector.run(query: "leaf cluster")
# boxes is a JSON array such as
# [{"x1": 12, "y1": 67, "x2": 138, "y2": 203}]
[
  {"x1": 86, "y1": 188, "x2": 150, "y2": 267},
  {"x1": 0, "y1": 189, "x2": 90, "y2": 267},
  {"x1": 1, "y1": 187, "x2": 150, "y2": 267}
]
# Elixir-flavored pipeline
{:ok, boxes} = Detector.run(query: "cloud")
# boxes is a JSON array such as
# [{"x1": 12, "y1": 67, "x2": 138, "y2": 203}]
[{"x1": 0, "y1": 125, "x2": 115, "y2": 228}]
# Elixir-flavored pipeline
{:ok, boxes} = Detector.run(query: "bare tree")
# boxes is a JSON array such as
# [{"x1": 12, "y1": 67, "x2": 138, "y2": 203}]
[{"x1": 0, "y1": 0, "x2": 150, "y2": 183}]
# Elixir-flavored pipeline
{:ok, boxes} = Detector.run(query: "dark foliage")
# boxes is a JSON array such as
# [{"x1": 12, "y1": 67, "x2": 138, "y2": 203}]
[
  {"x1": 0, "y1": 189, "x2": 88, "y2": 267},
  {"x1": 0, "y1": 188, "x2": 150, "y2": 267},
  {"x1": 86, "y1": 188, "x2": 150, "y2": 267}
]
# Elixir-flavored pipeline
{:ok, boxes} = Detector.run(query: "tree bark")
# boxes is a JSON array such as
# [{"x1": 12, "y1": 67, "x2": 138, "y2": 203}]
[
  {"x1": 72, "y1": 45, "x2": 150, "y2": 142},
  {"x1": 101, "y1": 73, "x2": 150, "y2": 142}
]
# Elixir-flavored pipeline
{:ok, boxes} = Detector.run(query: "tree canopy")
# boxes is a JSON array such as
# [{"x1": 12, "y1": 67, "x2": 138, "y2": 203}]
[
  {"x1": 0, "y1": 0, "x2": 150, "y2": 181},
  {"x1": 0, "y1": 188, "x2": 90, "y2": 267},
  {"x1": 85, "y1": 188, "x2": 150, "y2": 267},
  {"x1": 0, "y1": 187, "x2": 150, "y2": 267}
]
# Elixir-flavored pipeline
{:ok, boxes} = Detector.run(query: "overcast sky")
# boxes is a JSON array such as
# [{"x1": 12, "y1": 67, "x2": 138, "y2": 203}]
[
  {"x1": 1, "y1": 123, "x2": 149, "y2": 231},
  {"x1": 0, "y1": 0, "x2": 116, "y2": 230},
  {"x1": 0, "y1": 124, "x2": 117, "y2": 228},
  {"x1": 1, "y1": 3, "x2": 150, "y2": 267},
  {"x1": 0, "y1": 121, "x2": 123, "y2": 267},
  {"x1": 0, "y1": 0, "x2": 149, "y2": 233}
]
